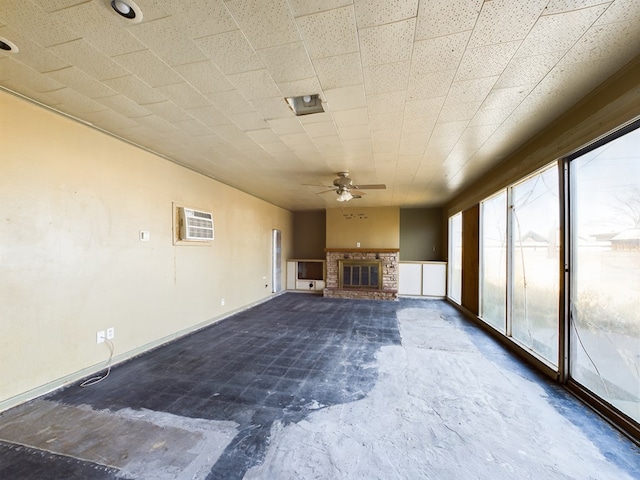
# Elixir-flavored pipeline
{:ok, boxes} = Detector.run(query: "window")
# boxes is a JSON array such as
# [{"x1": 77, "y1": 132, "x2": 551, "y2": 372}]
[
  {"x1": 480, "y1": 191, "x2": 507, "y2": 332},
  {"x1": 448, "y1": 213, "x2": 462, "y2": 303},
  {"x1": 511, "y1": 167, "x2": 560, "y2": 365},
  {"x1": 570, "y1": 124, "x2": 640, "y2": 423}
]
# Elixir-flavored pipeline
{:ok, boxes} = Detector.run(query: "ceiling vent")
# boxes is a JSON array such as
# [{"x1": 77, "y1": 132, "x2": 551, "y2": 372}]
[
  {"x1": 179, "y1": 207, "x2": 214, "y2": 241},
  {"x1": 285, "y1": 94, "x2": 324, "y2": 116}
]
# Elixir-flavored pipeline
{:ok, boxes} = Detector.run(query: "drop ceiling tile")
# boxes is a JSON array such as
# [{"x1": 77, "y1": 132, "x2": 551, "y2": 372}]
[
  {"x1": 563, "y1": 21, "x2": 639, "y2": 64},
  {"x1": 0, "y1": 25, "x2": 69, "y2": 72},
  {"x1": 369, "y1": 111, "x2": 403, "y2": 131},
  {"x1": 83, "y1": 108, "x2": 140, "y2": 130},
  {"x1": 46, "y1": 87, "x2": 108, "y2": 115},
  {"x1": 296, "y1": 6, "x2": 359, "y2": 59},
  {"x1": 399, "y1": 133, "x2": 429, "y2": 158},
  {"x1": 456, "y1": 41, "x2": 520, "y2": 82},
  {"x1": 289, "y1": 0, "x2": 352, "y2": 17},
  {"x1": 469, "y1": 105, "x2": 516, "y2": 127},
  {"x1": 339, "y1": 124, "x2": 371, "y2": 140},
  {"x1": 194, "y1": 30, "x2": 263, "y2": 75},
  {"x1": 359, "y1": 18, "x2": 416, "y2": 67},
  {"x1": 323, "y1": 84, "x2": 366, "y2": 111},
  {"x1": 363, "y1": 60, "x2": 410, "y2": 94},
  {"x1": 280, "y1": 132, "x2": 313, "y2": 146},
  {"x1": 0, "y1": 57, "x2": 64, "y2": 92},
  {"x1": 206, "y1": 90, "x2": 254, "y2": 115},
  {"x1": 250, "y1": 96, "x2": 293, "y2": 120},
  {"x1": 257, "y1": 42, "x2": 315, "y2": 83},
  {"x1": 312, "y1": 134, "x2": 343, "y2": 148},
  {"x1": 313, "y1": 52, "x2": 363, "y2": 90},
  {"x1": 228, "y1": 111, "x2": 268, "y2": 131},
  {"x1": 342, "y1": 137, "x2": 372, "y2": 152},
  {"x1": 415, "y1": 0, "x2": 482, "y2": 40},
  {"x1": 157, "y1": 0, "x2": 237, "y2": 38},
  {"x1": 495, "y1": 52, "x2": 564, "y2": 88},
  {"x1": 483, "y1": 85, "x2": 534, "y2": 110},
  {"x1": 468, "y1": 0, "x2": 547, "y2": 48},
  {"x1": 46, "y1": 66, "x2": 116, "y2": 99},
  {"x1": 33, "y1": 0, "x2": 86, "y2": 12},
  {"x1": 246, "y1": 128, "x2": 281, "y2": 144},
  {"x1": 333, "y1": 107, "x2": 369, "y2": 128},
  {"x1": 407, "y1": 69, "x2": 456, "y2": 100},
  {"x1": 298, "y1": 111, "x2": 333, "y2": 124},
  {"x1": 172, "y1": 118, "x2": 213, "y2": 137},
  {"x1": 405, "y1": 97, "x2": 445, "y2": 119},
  {"x1": 446, "y1": 76, "x2": 498, "y2": 105},
  {"x1": 545, "y1": 0, "x2": 615, "y2": 15},
  {"x1": 0, "y1": 0, "x2": 78, "y2": 47},
  {"x1": 354, "y1": 0, "x2": 419, "y2": 28},
  {"x1": 141, "y1": 100, "x2": 192, "y2": 122},
  {"x1": 173, "y1": 60, "x2": 234, "y2": 94},
  {"x1": 50, "y1": 1, "x2": 144, "y2": 57},
  {"x1": 267, "y1": 117, "x2": 304, "y2": 135},
  {"x1": 516, "y1": 5, "x2": 608, "y2": 57},
  {"x1": 48, "y1": 39, "x2": 129, "y2": 80},
  {"x1": 596, "y1": 0, "x2": 640, "y2": 24},
  {"x1": 102, "y1": 75, "x2": 167, "y2": 104},
  {"x1": 111, "y1": 49, "x2": 183, "y2": 87},
  {"x1": 134, "y1": 114, "x2": 179, "y2": 133},
  {"x1": 96, "y1": 94, "x2": 151, "y2": 118},
  {"x1": 277, "y1": 77, "x2": 322, "y2": 98},
  {"x1": 366, "y1": 91, "x2": 406, "y2": 114},
  {"x1": 227, "y1": 69, "x2": 281, "y2": 100},
  {"x1": 438, "y1": 101, "x2": 482, "y2": 123},
  {"x1": 260, "y1": 141, "x2": 293, "y2": 155},
  {"x1": 410, "y1": 31, "x2": 470, "y2": 77},
  {"x1": 303, "y1": 121, "x2": 338, "y2": 138},
  {"x1": 156, "y1": 82, "x2": 211, "y2": 109},
  {"x1": 224, "y1": 0, "x2": 300, "y2": 48},
  {"x1": 186, "y1": 105, "x2": 231, "y2": 127},
  {"x1": 401, "y1": 115, "x2": 437, "y2": 135},
  {"x1": 128, "y1": 17, "x2": 207, "y2": 66}
]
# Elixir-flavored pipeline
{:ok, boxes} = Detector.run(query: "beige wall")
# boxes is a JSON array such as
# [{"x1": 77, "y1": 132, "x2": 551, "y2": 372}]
[
  {"x1": 326, "y1": 207, "x2": 399, "y2": 249},
  {"x1": 0, "y1": 91, "x2": 293, "y2": 408}
]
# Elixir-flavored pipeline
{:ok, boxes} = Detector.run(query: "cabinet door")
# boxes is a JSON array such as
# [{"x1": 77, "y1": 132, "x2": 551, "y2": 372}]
[
  {"x1": 399, "y1": 263, "x2": 422, "y2": 295},
  {"x1": 422, "y1": 263, "x2": 446, "y2": 296},
  {"x1": 286, "y1": 262, "x2": 296, "y2": 290}
]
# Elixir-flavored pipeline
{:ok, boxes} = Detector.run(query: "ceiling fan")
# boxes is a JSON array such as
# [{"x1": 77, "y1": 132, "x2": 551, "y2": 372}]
[{"x1": 305, "y1": 172, "x2": 386, "y2": 202}]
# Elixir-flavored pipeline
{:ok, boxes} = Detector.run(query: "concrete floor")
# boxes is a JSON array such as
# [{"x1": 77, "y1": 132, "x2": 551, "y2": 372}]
[{"x1": 0, "y1": 294, "x2": 638, "y2": 479}]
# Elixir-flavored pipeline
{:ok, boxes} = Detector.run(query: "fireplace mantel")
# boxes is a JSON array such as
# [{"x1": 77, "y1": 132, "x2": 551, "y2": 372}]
[{"x1": 325, "y1": 248, "x2": 400, "y2": 253}]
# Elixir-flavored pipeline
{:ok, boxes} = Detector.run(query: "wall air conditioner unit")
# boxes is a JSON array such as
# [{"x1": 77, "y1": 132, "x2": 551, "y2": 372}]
[{"x1": 179, "y1": 207, "x2": 214, "y2": 241}]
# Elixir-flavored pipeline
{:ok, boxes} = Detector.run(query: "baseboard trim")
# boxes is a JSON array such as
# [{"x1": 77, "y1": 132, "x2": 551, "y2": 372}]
[{"x1": 0, "y1": 292, "x2": 285, "y2": 413}]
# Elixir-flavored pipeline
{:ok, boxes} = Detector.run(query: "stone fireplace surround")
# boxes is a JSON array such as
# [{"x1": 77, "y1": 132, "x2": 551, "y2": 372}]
[{"x1": 324, "y1": 248, "x2": 399, "y2": 301}]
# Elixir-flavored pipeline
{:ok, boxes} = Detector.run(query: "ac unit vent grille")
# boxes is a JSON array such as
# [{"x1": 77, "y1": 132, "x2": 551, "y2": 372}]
[{"x1": 179, "y1": 207, "x2": 214, "y2": 241}]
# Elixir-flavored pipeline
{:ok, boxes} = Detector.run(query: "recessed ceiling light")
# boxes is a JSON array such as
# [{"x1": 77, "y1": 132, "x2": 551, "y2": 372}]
[
  {"x1": 107, "y1": 0, "x2": 142, "y2": 22},
  {"x1": 285, "y1": 94, "x2": 324, "y2": 116},
  {"x1": 0, "y1": 37, "x2": 18, "y2": 53}
]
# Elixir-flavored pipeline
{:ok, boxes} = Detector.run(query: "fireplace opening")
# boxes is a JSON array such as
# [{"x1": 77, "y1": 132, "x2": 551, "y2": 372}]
[{"x1": 339, "y1": 260, "x2": 382, "y2": 289}]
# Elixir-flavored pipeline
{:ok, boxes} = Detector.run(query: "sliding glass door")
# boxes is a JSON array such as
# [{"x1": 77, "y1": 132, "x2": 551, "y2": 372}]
[
  {"x1": 511, "y1": 167, "x2": 559, "y2": 365},
  {"x1": 570, "y1": 126, "x2": 640, "y2": 423}
]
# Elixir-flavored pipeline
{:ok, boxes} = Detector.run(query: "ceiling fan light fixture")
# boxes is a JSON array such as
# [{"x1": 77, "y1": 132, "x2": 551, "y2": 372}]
[
  {"x1": 285, "y1": 94, "x2": 324, "y2": 116},
  {"x1": 337, "y1": 190, "x2": 353, "y2": 202}
]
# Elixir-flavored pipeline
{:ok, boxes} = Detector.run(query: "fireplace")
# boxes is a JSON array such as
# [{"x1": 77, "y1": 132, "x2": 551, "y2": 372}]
[
  {"x1": 324, "y1": 248, "x2": 398, "y2": 300},
  {"x1": 339, "y1": 260, "x2": 382, "y2": 289}
]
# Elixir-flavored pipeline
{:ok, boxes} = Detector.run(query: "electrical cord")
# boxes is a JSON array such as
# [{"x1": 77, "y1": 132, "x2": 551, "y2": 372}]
[{"x1": 80, "y1": 339, "x2": 114, "y2": 387}]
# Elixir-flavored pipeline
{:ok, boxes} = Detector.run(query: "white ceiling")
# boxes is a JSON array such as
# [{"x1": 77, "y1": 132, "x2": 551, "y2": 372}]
[{"x1": 1, "y1": 0, "x2": 639, "y2": 210}]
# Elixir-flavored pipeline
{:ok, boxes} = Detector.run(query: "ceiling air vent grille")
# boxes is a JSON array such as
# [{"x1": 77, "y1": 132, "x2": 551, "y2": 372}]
[{"x1": 179, "y1": 207, "x2": 214, "y2": 241}]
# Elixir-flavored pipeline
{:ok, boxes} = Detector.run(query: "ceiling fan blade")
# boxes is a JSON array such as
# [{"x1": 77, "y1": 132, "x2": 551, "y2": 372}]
[
  {"x1": 302, "y1": 183, "x2": 332, "y2": 187},
  {"x1": 317, "y1": 189, "x2": 337, "y2": 194},
  {"x1": 352, "y1": 184, "x2": 386, "y2": 189}
]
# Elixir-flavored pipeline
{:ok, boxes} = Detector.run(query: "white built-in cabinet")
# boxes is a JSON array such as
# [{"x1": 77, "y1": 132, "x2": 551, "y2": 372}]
[
  {"x1": 286, "y1": 259, "x2": 326, "y2": 292},
  {"x1": 398, "y1": 261, "x2": 447, "y2": 297}
]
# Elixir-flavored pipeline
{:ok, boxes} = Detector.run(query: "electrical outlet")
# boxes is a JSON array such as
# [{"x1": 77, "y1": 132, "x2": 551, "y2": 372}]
[
  {"x1": 96, "y1": 330, "x2": 105, "y2": 344},
  {"x1": 106, "y1": 327, "x2": 115, "y2": 340},
  {"x1": 221, "y1": 298, "x2": 225, "y2": 306}
]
